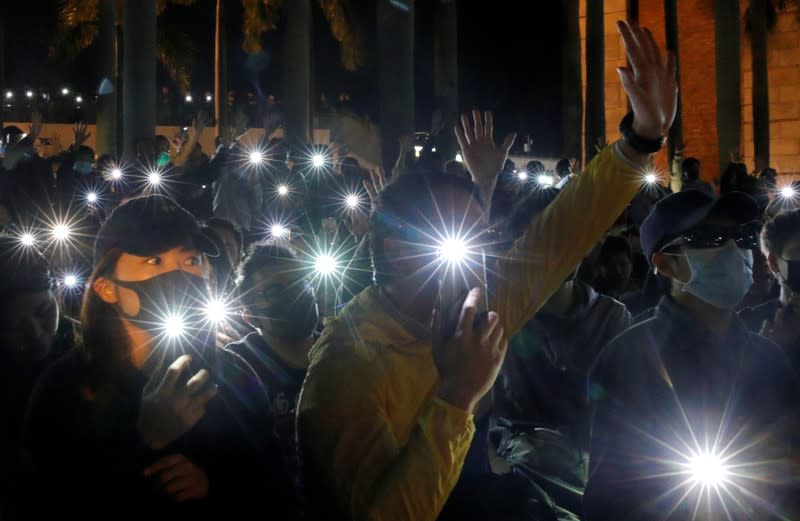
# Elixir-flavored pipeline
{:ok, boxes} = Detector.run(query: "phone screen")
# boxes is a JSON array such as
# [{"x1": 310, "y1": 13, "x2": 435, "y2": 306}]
[{"x1": 436, "y1": 248, "x2": 489, "y2": 337}]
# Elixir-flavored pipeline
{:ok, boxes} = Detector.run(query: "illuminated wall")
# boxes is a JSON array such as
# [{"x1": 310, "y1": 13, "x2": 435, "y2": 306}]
[{"x1": 580, "y1": 0, "x2": 800, "y2": 181}]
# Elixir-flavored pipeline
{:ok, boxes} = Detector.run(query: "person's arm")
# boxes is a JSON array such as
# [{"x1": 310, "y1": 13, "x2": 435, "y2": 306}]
[
  {"x1": 297, "y1": 349, "x2": 475, "y2": 521},
  {"x1": 492, "y1": 21, "x2": 677, "y2": 337},
  {"x1": 454, "y1": 110, "x2": 515, "y2": 217}
]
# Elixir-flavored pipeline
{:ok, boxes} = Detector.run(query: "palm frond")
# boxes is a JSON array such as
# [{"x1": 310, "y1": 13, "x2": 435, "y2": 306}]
[
  {"x1": 59, "y1": 0, "x2": 100, "y2": 29},
  {"x1": 317, "y1": 0, "x2": 365, "y2": 71},
  {"x1": 156, "y1": 25, "x2": 194, "y2": 93},
  {"x1": 54, "y1": 0, "x2": 100, "y2": 60},
  {"x1": 157, "y1": 0, "x2": 199, "y2": 16},
  {"x1": 241, "y1": 0, "x2": 286, "y2": 53}
]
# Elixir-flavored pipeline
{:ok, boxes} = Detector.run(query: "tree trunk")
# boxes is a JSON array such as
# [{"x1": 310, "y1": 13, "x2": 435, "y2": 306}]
[
  {"x1": 96, "y1": 0, "x2": 118, "y2": 156},
  {"x1": 122, "y1": 0, "x2": 157, "y2": 156},
  {"x1": 378, "y1": 0, "x2": 415, "y2": 174},
  {"x1": 584, "y1": 0, "x2": 605, "y2": 162},
  {"x1": 715, "y1": 0, "x2": 741, "y2": 171},
  {"x1": 0, "y1": 19, "x2": 4, "y2": 133},
  {"x1": 434, "y1": 0, "x2": 458, "y2": 159},
  {"x1": 664, "y1": 0, "x2": 683, "y2": 164},
  {"x1": 562, "y1": 0, "x2": 582, "y2": 161},
  {"x1": 214, "y1": 0, "x2": 229, "y2": 139},
  {"x1": 282, "y1": 0, "x2": 312, "y2": 146},
  {"x1": 750, "y1": 0, "x2": 770, "y2": 170}
]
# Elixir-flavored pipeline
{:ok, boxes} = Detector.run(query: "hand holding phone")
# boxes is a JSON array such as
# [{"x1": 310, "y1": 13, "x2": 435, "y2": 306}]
[
  {"x1": 137, "y1": 355, "x2": 218, "y2": 450},
  {"x1": 433, "y1": 286, "x2": 508, "y2": 414}
]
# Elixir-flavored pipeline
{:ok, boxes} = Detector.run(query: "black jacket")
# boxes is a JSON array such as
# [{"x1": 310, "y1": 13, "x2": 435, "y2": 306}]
[
  {"x1": 23, "y1": 347, "x2": 298, "y2": 520},
  {"x1": 584, "y1": 296, "x2": 800, "y2": 521}
]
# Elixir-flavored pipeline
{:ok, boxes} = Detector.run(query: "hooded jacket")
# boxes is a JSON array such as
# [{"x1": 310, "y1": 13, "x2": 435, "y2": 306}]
[{"x1": 296, "y1": 144, "x2": 647, "y2": 521}]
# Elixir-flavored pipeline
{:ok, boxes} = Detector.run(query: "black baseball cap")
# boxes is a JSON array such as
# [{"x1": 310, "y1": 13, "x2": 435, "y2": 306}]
[
  {"x1": 93, "y1": 194, "x2": 219, "y2": 265},
  {"x1": 640, "y1": 190, "x2": 760, "y2": 263}
]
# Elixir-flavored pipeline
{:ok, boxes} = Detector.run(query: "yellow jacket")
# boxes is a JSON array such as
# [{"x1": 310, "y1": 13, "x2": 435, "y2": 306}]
[{"x1": 296, "y1": 144, "x2": 645, "y2": 521}]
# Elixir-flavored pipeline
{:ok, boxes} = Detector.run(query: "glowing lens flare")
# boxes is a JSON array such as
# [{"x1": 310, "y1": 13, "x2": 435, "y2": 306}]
[
  {"x1": 249, "y1": 150, "x2": 264, "y2": 165},
  {"x1": 345, "y1": 194, "x2": 360, "y2": 209},
  {"x1": 277, "y1": 184, "x2": 289, "y2": 196},
  {"x1": 645, "y1": 173, "x2": 658, "y2": 184},
  {"x1": 148, "y1": 171, "x2": 161, "y2": 186},
  {"x1": 312, "y1": 154, "x2": 326, "y2": 168},
  {"x1": 75, "y1": 96, "x2": 83, "y2": 104},
  {"x1": 686, "y1": 452, "x2": 730, "y2": 487},
  {"x1": 86, "y1": 192, "x2": 98, "y2": 203},
  {"x1": 63, "y1": 275, "x2": 78, "y2": 288},
  {"x1": 314, "y1": 254, "x2": 338, "y2": 275},
  {"x1": 517, "y1": 171, "x2": 528, "y2": 181},
  {"x1": 537, "y1": 174, "x2": 554, "y2": 187},
  {"x1": 110, "y1": 168, "x2": 123, "y2": 180},
  {"x1": 205, "y1": 299, "x2": 229, "y2": 324},
  {"x1": 163, "y1": 314, "x2": 186, "y2": 339},
  {"x1": 52, "y1": 223, "x2": 71, "y2": 241},
  {"x1": 270, "y1": 223, "x2": 288, "y2": 238},
  {"x1": 437, "y1": 238, "x2": 469, "y2": 265},
  {"x1": 19, "y1": 233, "x2": 36, "y2": 247},
  {"x1": 780, "y1": 185, "x2": 796, "y2": 199}
]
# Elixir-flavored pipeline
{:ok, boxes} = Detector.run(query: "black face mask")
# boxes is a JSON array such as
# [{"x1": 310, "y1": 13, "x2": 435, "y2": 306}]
[
  {"x1": 778, "y1": 257, "x2": 800, "y2": 293},
  {"x1": 251, "y1": 283, "x2": 319, "y2": 342},
  {"x1": 113, "y1": 270, "x2": 215, "y2": 356}
]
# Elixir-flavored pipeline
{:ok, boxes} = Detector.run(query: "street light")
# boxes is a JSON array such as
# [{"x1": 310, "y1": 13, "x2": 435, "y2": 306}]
[
  {"x1": 185, "y1": 94, "x2": 193, "y2": 103},
  {"x1": 61, "y1": 87, "x2": 70, "y2": 96},
  {"x1": 75, "y1": 95, "x2": 83, "y2": 104},
  {"x1": 25, "y1": 90, "x2": 34, "y2": 99}
]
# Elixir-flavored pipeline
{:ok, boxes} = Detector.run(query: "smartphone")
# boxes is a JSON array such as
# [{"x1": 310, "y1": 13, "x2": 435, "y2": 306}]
[{"x1": 436, "y1": 249, "x2": 489, "y2": 338}]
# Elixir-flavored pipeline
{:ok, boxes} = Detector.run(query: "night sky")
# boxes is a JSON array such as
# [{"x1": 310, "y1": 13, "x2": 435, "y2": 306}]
[{"x1": 3, "y1": 0, "x2": 565, "y2": 155}]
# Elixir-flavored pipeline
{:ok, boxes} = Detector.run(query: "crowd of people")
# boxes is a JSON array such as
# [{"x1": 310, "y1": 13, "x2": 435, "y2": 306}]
[{"x1": 1, "y1": 20, "x2": 799, "y2": 521}]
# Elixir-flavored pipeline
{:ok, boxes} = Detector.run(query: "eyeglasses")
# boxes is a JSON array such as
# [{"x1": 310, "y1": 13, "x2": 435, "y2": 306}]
[{"x1": 660, "y1": 221, "x2": 761, "y2": 251}]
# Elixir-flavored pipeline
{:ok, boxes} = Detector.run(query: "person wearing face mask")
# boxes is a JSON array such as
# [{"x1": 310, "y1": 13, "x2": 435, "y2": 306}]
[
  {"x1": 23, "y1": 195, "x2": 296, "y2": 520},
  {"x1": 0, "y1": 235, "x2": 73, "y2": 520},
  {"x1": 584, "y1": 190, "x2": 800, "y2": 521},
  {"x1": 741, "y1": 208, "x2": 800, "y2": 371},
  {"x1": 230, "y1": 241, "x2": 320, "y2": 482}
]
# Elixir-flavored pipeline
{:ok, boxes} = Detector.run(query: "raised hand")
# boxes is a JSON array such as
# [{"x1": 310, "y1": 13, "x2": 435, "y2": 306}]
[
  {"x1": 137, "y1": 355, "x2": 218, "y2": 450},
  {"x1": 72, "y1": 121, "x2": 91, "y2": 147},
  {"x1": 363, "y1": 166, "x2": 387, "y2": 208},
  {"x1": 144, "y1": 454, "x2": 209, "y2": 502},
  {"x1": 29, "y1": 111, "x2": 44, "y2": 142},
  {"x1": 454, "y1": 110, "x2": 516, "y2": 187},
  {"x1": 616, "y1": 20, "x2": 678, "y2": 141},
  {"x1": 433, "y1": 287, "x2": 508, "y2": 413},
  {"x1": 189, "y1": 111, "x2": 212, "y2": 141}
]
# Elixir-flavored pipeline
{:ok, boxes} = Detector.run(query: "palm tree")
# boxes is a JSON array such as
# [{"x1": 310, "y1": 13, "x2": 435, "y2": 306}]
[
  {"x1": 745, "y1": 0, "x2": 799, "y2": 170},
  {"x1": 715, "y1": 0, "x2": 742, "y2": 171},
  {"x1": 664, "y1": 0, "x2": 683, "y2": 166},
  {"x1": 434, "y1": 0, "x2": 458, "y2": 160},
  {"x1": 562, "y1": 0, "x2": 582, "y2": 162},
  {"x1": 122, "y1": 0, "x2": 157, "y2": 156},
  {"x1": 584, "y1": 0, "x2": 604, "y2": 163},
  {"x1": 377, "y1": 0, "x2": 414, "y2": 172},
  {"x1": 242, "y1": 0, "x2": 365, "y2": 146},
  {"x1": 56, "y1": 0, "x2": 195, "y2": 94}
]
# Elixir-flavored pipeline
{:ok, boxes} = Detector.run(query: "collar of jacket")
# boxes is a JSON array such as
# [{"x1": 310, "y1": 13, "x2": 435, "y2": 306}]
[{"x1": 653, "y1": 295, "x2": 751, "y2": 352}]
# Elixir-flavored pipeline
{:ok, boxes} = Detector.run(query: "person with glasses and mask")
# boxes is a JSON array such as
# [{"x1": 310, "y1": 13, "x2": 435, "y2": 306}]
[
  {"x1": 584, "y1": 190, "x2": 800, "y2": 521},
  {"x1": 744, "y1": 208, "x2": 800, "y2": 371},
  {"x1": 23, "y1": 195, "x2": 296, "y2": 520},
  {"x1": 297, "y1": 21, "x2": 678, "y2": 521},
  {"x1": 231, "y1": 241, "x2": 320, "y2": 482}
]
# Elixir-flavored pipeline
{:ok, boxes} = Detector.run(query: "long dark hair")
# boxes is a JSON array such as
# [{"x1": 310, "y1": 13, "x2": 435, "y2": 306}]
[{"x1": 79, "y1": 248, "x2": 130, "y2": 391}]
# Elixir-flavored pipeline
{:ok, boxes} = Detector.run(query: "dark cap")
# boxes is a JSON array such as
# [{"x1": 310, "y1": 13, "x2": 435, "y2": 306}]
[
  {"x1": 93, "y1": 194, "x2": 219, "y2": 265},
  {"x1": 640, "y1": 190, "x2": 760, "y2": 263}
]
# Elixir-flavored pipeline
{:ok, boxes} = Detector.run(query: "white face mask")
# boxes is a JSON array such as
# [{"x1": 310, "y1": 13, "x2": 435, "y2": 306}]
[{"x1": 680, "y1": 241, "x2": 754, "y2": 309}]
